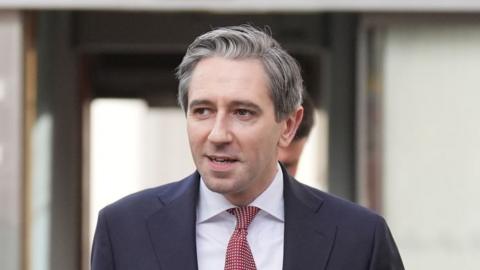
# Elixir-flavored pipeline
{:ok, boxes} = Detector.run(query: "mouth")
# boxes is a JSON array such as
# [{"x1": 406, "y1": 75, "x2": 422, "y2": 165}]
[
  {"x1": 207, "y1": 155, "x2": 239, "y2": 163},
  {"x1": 205, "y1": 154, "x2": 240, "y2": 172}
]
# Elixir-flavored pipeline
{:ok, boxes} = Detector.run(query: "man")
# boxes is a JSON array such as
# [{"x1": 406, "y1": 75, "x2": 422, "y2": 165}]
[
  {"x1": 278, "y1": 91, "x2": 315, "y2": 176},
  {"x1": 92, "y1": 25, "x2": 404, "y2": 270}
]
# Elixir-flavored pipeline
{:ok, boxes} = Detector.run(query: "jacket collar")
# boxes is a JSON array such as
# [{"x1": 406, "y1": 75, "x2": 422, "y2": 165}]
[
  {"x1": 282, "y1": 165, "x2": 337, "y2": 270},
  {"x1": 146, "y1": 167, "x2": 337, "y2": 270},
  {"x1": 146, "y1": 172, "x2": 200, "y2": 270}
]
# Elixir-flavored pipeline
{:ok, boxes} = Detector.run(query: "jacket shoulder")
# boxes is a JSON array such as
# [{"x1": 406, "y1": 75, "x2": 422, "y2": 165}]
[
  {"x1": 292, "y1": 178, "x2": 382, "y2": 225},
  {"x1": 99, "y1": 172, "x2": 198, "y2": 219}
]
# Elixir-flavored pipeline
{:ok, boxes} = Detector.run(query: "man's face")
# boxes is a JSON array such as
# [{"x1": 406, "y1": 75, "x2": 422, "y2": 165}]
[
  {"x1": 278, "y1": 137, "x2": 308, "y2": 176},
  {"x1": 186, "y1": 57, "x2": 295, "y2": 205}
]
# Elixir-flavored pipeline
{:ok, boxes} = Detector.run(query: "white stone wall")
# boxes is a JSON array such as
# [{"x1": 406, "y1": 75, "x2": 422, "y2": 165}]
[
  {"x1": 89, "y1": 99, "x2": 195, "y2": 244},
  {"x1": 0, "y1": 10, "x2": 23, "y2": 270},
  {"x1": 2, "y1": 0, "x2": 480, "y2": 12},
  {"x1": 381, "y1": 22, "x2": 480, "y2": 270}
]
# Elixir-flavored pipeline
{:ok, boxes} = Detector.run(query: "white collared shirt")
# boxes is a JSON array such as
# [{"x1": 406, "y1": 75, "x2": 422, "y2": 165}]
[{"x1": 196, "y1": 163, "x2": 285, "y2": 270}]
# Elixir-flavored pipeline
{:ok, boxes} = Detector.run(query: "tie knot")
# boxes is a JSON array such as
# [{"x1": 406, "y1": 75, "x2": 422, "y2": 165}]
[{"x1": 228, "y1": 206, "x2": 260, "y2": 230}]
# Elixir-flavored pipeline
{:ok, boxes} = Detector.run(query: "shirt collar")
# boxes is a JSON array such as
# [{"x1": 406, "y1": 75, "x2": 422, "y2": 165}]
[{"x1": 196, "y1": 163, "x2": 285, "y2": 224}]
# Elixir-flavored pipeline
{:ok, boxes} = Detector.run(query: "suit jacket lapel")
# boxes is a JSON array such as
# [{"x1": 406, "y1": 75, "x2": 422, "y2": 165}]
[
  {"x1": 146, "y1": 173, "x2": 200, "y2": 270},
  {"x1": 144, "y1": 168, "x2": 337, "y2": 270},
  {"x1": 282, "y1": 168, "x2": 337, "y2": 270}
]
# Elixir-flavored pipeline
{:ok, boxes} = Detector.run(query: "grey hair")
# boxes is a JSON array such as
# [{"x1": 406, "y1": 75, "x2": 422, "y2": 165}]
[{"x1": 175, "y1": 25, "x2": 304, "y2": 121}]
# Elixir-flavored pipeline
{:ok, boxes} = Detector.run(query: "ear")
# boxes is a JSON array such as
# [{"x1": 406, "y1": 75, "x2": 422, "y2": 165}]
[{"x1": 278, "y1": 106, "x2": 304, "y2": 148}]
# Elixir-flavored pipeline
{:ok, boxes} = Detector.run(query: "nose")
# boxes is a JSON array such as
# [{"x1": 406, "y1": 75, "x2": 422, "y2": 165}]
[{"x1": 207, "y1": 113, "x2": 232, "y2": 144}]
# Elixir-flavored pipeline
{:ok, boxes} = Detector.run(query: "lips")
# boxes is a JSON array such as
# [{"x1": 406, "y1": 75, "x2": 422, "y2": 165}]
[
  {"x1": 207, "y1": 155, "x2": 238, "y2": 163},
  {"x1": 206, "y1": 154, "x2": 239, "y2": 172}
]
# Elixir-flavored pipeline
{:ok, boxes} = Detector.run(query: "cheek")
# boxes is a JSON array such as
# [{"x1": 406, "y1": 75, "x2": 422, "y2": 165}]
[
  {"x1": 187, "y1": 121, "x2": 209, "y2": 141},
  {"x1": 186, "y1": 125, "x2": 195, "y2": 142},
  {"x1": 248, "y1": 131, "x2": 280, "y2": 157},
  {"x1": 187, "y1": 129, "x2": 204, "y2": 153}
]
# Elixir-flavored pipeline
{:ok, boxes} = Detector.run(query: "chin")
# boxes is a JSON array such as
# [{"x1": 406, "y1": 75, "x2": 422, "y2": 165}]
[{"x1": 202, "y1": 176, "x2": 235, "y2": 194}]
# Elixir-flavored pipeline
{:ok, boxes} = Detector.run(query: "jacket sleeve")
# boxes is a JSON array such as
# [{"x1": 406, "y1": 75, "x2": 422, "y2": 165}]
[
  {"x1": 91, "y1": 209, "x2": 115, "y2": 270},
  {"x1": 368, "y1": 216, "x2": 405, "y2": 270}
]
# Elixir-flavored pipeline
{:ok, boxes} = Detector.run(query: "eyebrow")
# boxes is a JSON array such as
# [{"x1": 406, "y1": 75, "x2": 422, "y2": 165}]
[
  {"x1": 188, "y1": 99, "x2": 214, "y2": 110},
  {"x1": 230, "y1": 100, "x2": 262, "y2": 113},
  {"x1": 188, "y1": 99, "x2": 263, "y2": 113}
]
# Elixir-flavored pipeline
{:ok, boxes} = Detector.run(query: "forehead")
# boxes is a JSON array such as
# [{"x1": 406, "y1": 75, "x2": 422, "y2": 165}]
[{"x1": 188, "y1": 57, "x2": 272, "y2": 106}]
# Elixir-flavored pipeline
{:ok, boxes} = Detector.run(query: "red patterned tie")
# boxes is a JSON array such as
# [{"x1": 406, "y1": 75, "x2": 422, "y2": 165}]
[{"x1": 224, "y1": 206, "x2": 260, "y2": 270}]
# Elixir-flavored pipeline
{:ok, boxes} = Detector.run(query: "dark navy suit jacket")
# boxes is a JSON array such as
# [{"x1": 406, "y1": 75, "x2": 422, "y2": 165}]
[{"x1": 91, "y1": 167, "x2": 404, "y2": 270}]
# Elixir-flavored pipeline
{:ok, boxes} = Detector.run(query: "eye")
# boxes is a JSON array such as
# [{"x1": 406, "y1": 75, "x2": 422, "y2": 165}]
[
  {"x1": 234, "y1": 109, "x2": 255, "y2": 120},
  {"x1": 237, "y1": 109, "x2": 251, "y2": 116},
  {"x1": 191, "y1": 107, "x2": 213, "y2": 119}
]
